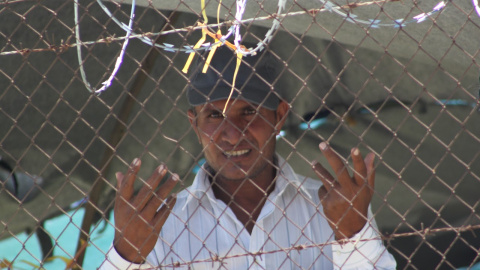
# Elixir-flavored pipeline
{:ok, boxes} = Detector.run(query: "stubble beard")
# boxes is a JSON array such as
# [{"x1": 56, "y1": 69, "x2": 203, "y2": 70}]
[{"x1": 205, "y1": 149, "x2": 277, "y2": 184}]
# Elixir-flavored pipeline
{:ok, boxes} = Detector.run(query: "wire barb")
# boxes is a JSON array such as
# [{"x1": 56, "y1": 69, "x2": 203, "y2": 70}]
[{"x1": 74, "y1": 0, "x2": 136, "y2": 94}]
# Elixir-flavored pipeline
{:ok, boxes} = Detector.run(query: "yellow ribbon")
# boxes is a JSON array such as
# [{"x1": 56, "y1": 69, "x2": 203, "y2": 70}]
[
  {"x1": 222, "y1": 52, "x2": 243, "y2": 115},
  {"x1": 203, "y1": 30, "x2": 222, "y2": 73},
  {"x1": 182, "y1": 0, "x2": 209, "y2": 73}
]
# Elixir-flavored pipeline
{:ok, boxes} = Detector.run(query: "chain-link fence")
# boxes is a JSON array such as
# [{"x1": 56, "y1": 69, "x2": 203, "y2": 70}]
[{"x1": 1, "y1": 0, "x2": 479, "y2": 269}]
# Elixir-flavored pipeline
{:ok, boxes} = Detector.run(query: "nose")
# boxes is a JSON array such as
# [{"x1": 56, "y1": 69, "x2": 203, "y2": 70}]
[{"x1": 220, "y1": 116, "x2": 245, "y2": 146}]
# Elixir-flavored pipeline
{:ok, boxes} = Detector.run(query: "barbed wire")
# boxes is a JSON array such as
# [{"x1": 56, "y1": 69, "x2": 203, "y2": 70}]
[
  {"x1": 74, "y1": 0, "x2": 136, "y2": 94},
  {"x1": 95, "y1": 0, "x2": 286, "y2": 56},
  {"x1": 140, "y1": 224, "x2": 480, "y2": 269},
  {"x1": 474, "y1": 0, "x2": 480, "y2": 17},
  {"x1": 318, "y1": 0, "x2": 446, "y2": 28},
  {"x1": 96, "y1": 0, "x2": 447, "y2": 53},
  {"x1": 0, "y1": 0, "x2": 451, "y2": 58},
  {"x1": 0, "y1": 0, "x2": 36, "y2": 4}
]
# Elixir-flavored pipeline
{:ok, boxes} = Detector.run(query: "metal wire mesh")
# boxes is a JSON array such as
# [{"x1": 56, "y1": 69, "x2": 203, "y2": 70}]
[{"x1": 1, "y1": 0, "x2": 479, "y2": 269}]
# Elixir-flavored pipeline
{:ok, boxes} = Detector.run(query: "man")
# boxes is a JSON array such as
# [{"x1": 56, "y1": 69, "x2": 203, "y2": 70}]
[{"x1": 101, "y1": 45, "x2": 396, "y2": 269}]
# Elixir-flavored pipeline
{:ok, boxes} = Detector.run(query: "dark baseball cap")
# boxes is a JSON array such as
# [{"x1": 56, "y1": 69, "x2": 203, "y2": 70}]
[{"x1": 186, "y1": 44, "x2": 280, "y2": 110}]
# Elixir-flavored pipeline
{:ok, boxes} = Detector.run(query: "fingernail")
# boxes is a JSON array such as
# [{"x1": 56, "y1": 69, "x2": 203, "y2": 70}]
[
  {"x1": 132, "y1": 158, "x2": 140, "y2": 167},
  {"x1": 157, "y1": 164, "x2": 165, "y2": 174},
  {"x1": 172, "y1": 173, "x2": 180, "y2": 182},
  {"x1": 319, "y1": 142, "x2": 328, "y2": 151},
  {"x1": 352, "y1": 148, "x2": 360, "y2": 156},
  {"x1": 115, "y1": 172, "x2": 122, "y2": 185}
]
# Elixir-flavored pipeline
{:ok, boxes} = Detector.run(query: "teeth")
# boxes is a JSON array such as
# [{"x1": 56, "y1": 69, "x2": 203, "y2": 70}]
[{"x1": 225, "y1": 149, "x2": 249, "y2": 157}]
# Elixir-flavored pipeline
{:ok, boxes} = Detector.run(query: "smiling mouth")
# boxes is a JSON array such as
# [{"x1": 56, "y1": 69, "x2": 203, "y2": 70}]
[{"x1": 224, "y1": 149, "x2": 250, "y2": 157}]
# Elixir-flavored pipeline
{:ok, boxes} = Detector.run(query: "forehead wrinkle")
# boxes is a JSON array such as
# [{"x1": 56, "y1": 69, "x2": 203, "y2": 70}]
[{"x1": 196, "y1": 103, "x2": 221, "y2": 114}]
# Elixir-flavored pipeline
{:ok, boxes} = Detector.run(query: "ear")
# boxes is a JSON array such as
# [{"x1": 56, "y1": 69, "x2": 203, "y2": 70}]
[
  {"x1": 274, "y1": 100, "x2": 289, "y2": 134},
  {"x1": 188, "y1": 109, "x2": 201, "y2": 143}
]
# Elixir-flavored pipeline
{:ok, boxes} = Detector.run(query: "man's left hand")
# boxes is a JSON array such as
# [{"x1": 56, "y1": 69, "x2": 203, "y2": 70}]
[{"x1": 313, "y1": 142, "x2": 375, "y2": 240}]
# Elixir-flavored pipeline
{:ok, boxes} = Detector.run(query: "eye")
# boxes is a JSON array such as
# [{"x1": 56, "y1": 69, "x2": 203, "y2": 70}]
[
  {"x1": 244, "y1": 107, "x2": 257, "y2": 115},
  {"x1": 209, "y1": 111, "x2": 223, "y2": 118}
]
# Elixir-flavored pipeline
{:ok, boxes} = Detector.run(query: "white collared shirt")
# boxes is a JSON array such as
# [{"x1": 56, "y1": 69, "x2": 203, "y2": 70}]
[{"x1": 101, "y1": 156, "x2": 396, "y2": 269}]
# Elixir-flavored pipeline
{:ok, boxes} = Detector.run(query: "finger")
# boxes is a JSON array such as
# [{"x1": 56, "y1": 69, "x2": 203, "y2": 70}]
[
  {"x1": 364, "y1": 152, "x2": 376, "y2": 189},
  {"x1": 153, "y1": 194, "x2": 177, "y2": 230},
  {"x1": 142, "y1": 173, "x2": 180, "y2": 219},
  {"x1": 312, "y1": 161, "x2": 335, "y2": 191},
  {"x1": 318, "y1": 185, "x2": 328, "y2": 200},
  {"x1": 133, "y1": 164, "x2": 168, "y2": 209},
  {"x1": 319, "y1": 142, "x2": 351, "y2": 187},
  {"x1": 118, "y1": 158, "x2": 141, "y2": 201},
  {"x1": 351, "y1": 147, "x2": 368, "y2": 186},
  {"x1": 156, "y1": 173, "x2": 180, "y2": 199},
  {"x1": 115, "y1": 172, "x2": 126, "y2": 201},
  {"x1": 115, "y1": 172, "x2": 124, "y2": 190}
]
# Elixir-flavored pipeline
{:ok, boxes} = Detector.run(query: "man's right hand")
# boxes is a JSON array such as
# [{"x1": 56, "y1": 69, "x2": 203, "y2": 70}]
[{"x1": 113, "y1": 158, "x2": 178, "y2": 263}]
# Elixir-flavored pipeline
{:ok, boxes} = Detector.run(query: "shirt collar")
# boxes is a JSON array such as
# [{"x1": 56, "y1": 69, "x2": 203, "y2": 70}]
[
  {"x1": 181, "y1": 154, "x2": 312, "y2": 210},
  {"x1": 181, "y1": 167, "x2": 217, "y2": 211},
  {"x1": 271, "y1": 155, "x2": 313, "y2": 201}
]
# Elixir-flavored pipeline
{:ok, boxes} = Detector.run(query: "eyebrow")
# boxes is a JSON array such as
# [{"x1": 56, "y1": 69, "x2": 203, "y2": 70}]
[{"x1": 197, "y1": 105, "x2": 221, "y2": 114}]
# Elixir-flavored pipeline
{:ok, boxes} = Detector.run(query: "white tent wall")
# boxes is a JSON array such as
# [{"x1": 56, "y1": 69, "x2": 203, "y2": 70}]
[{"x1": 0, "y1": 0, "x2": 479, "y2": 269}]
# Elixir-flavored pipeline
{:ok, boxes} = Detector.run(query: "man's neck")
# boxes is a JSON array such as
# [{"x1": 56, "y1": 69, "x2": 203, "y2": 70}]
[{"x1": 207, "y1": 161, "x2": 277, "y2": 234}]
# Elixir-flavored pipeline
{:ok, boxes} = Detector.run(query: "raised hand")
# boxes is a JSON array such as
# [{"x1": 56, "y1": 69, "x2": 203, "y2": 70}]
[
  {"x1": 113, "y1": 158, "x2": 178, "y2": 263},
  {"x1": 313, "y1": 142, "x2": 375, "y2": 240}
]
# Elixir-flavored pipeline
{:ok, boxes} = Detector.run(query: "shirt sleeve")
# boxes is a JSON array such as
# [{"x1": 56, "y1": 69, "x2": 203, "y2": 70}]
[
  {"x1": 98, "y1": 246, "x2": 155, "y2": 270},
  {"x1": 331, "y1": 208, "x2": 397, "y2": 270}
]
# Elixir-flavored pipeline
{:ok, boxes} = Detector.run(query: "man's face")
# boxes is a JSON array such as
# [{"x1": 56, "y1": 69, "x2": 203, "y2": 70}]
[{"x1": 188, "y1": 99, "x2": 288, "y2": 182}]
